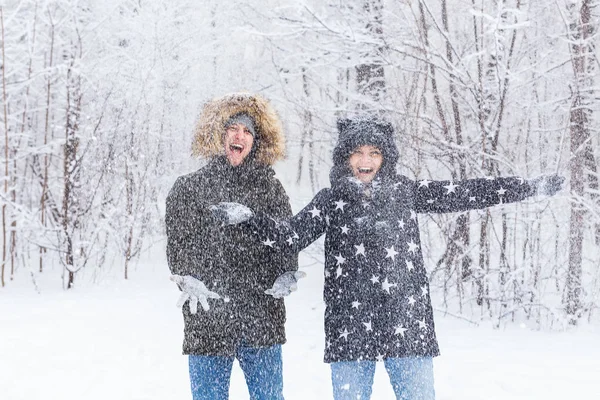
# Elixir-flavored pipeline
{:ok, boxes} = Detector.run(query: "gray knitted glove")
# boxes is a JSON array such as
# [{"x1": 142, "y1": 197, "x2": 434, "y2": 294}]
[
  {"x1": 265, "y1": 271, "x2": 307, "y2": 298},
  {"x1": 209, "y1": 202, "x2": 254, "y2": 225},
  {"x1": 170, "y1": 275, "x2": 222, "y2": 314},
  {"x1": 530, "y1": 174, "x2": 565, "y2": 196}
]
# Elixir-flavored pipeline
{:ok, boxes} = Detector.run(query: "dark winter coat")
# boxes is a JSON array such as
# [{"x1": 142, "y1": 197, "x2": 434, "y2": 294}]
[
  {"x1": 165, "y1": 93, "x2": 296, "y2": 356},
  {"x1": 247, "y1": 118, "x2": 538, "y2": 363}
]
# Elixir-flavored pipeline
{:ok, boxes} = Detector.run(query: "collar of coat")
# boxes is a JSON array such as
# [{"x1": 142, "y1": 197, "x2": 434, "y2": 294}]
[{"x1": 207, "y1": 156, "x2": 276, "y2": 184}]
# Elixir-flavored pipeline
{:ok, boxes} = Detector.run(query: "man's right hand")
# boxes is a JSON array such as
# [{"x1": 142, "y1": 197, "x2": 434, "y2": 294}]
[
  {"x1": 170, "y1": 275, "x2": 222, "y2": 314},
  {"x1": 265, "y1": 271, "x2": 307, "y2": 298},
  {"x1": 209, "y1": 202, "x2": 254, "y2": 225}
]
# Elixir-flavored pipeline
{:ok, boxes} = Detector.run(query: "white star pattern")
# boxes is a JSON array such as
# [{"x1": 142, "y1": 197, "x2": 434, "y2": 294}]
[
  {"x1": 334, "y1": 199, "x2": 348, "y2": 211},
  {"x1": 376, "y1": 354, "x2": 385, "y2": 362},
  {"x1": 407, "y1": 240, "x2": 419, "y2": 253},
  {"x1": 339, "y1": 328, "x2": 350, "y2": 341},
  {"x1": 444, "y1": 182, "x2": 459, "y2": 194},
  {"x1": 309, "y1": 206, "x2": 321, "y2": 218},
  {"x1": 355, "y1": 243, "x2": 366, "y2": 257},
  {"x1": 394, "y1": 325, "x2": 408, "y2": 337},
  {"x1": 263, "y1": 238, "x2": 275, "y2": 247},
  {"x1": 324, "y1": 269, "x2": 331, "y2": 278},
  {"x1": 335, "y1": 254, "x2": 346, "y2": 265},
  {"x1": 309, "y1": 175, "x2": 535, "y2": 362},
  {"x1": 385, "y1": 246, "x2": 398, "y2": 261},
  {"x1": 381, "y1": 277, "x2": 397, "y2": 294},
  {"x1": 286, "y1": 237, "x2": 294, "y2": 245}
]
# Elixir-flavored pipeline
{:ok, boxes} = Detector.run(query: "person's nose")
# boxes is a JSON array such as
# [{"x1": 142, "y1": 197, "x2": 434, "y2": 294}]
[{"x1": 232, "y1": 127, "x2": 244, "y2": 140}]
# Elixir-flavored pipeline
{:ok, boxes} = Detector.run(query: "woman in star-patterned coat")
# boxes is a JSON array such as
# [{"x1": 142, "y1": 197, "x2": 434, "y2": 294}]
[{"x1": 224, "y1": 116, "x2": 563, "y2": 399}]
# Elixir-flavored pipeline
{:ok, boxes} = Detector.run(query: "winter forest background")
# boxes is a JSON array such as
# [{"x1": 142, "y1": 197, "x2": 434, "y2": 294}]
[{"x1": 1, "y1": 0, "x2": 599, "y2": 334}]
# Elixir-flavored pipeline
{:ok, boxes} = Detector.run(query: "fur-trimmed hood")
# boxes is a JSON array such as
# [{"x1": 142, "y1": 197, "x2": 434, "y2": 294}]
[{"x1": 191, "y1": 92, "x2": 286, "y2": 166}]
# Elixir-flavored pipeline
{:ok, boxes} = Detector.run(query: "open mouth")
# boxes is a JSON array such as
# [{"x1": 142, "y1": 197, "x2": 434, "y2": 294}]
[
  {"x1": 358, "y1": 167, "x2": 373, "y2": 174},
  {"x1": 229, "y1": 143, "x2": 244, "y2": 154}
]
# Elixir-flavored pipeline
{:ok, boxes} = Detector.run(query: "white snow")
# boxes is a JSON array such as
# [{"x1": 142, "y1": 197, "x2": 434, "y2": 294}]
[{"x1": 1, "y1": 247, "x2": 598, "y2": 400}]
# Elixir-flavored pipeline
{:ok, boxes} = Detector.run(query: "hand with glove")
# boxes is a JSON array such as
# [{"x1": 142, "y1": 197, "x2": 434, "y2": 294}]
[
  {"x1": 530, "y1": 174, "x2": 565, "y2": 196},
  {"x1": 170, "y1": 275, "x2": 224, "y2": 314},
  {"x1": 209, "y1": 202, "x2": 254, "y2": 225},
  {"x1": 265, "y1": 270, "x2": 307, "y2": 298}
]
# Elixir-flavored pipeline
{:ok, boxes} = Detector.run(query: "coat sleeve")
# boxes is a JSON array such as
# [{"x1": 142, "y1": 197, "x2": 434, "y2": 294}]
[
  {"x1": 165, "y1": 176, "x2": 208, "y2": 276},
  {"x1": 261, "y1": 179, "x2": 300, "y2": 275},
  {"x1": 245, "y1": 188, "x2": 330, "y2": 256},
  {"x1": 411, "y1": 176, "x2": 535, "y2": 214}
]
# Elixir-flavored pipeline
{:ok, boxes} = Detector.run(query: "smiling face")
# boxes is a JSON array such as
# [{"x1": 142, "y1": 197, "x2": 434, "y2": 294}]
[
  {"x1": 223, "y1": 123, "x2": 255, "y2": 166},
  {"x1": 348, "y1": 145, "x2": 384, "y2": 184}
]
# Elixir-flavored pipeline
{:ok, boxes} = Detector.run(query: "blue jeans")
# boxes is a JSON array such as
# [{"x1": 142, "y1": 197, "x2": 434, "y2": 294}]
[
  {"x1": 330, "y1": 357, "x2": 435, "y2": 400},
  {"x1": 188, "y1": 344, "x2": 284, "y2": 400}
]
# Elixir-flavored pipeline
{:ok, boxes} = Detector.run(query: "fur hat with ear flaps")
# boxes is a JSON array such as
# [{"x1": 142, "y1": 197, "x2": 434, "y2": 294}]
[
  {"x1": 330, "y1": 116, "x2": 399, "y2": 184},
  {"x1": 191, "y1": 92, "x2": 286, "y2": 166}
]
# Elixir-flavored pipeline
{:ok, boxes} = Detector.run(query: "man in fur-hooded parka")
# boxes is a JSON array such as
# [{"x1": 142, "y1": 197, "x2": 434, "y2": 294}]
[{"x1": 165, "y1": 93, "x2": 297, "y2": 356}]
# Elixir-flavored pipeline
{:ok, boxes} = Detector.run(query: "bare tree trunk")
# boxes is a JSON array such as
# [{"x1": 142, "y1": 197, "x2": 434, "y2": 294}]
[
  {"x1": 63, "y1": 49, "x2": 82, "y2": 289},
  {"x1": 566, "y1": 0, "x2": 595, "y2": 324},
  {"x1": 356, "y1": 0, "x2": 385, "y2": 106},
  {"x1": 296, "y1": 69, "x2": 317, "y2": 193},
  {"x1": 418, "y1": 1, "x2": 470, "y2": 306},
  {"x1": 475, "y1": 0, "x2": 521, "y2": 310},
  {"x1": 440, "y1": 0, "x2": 473, "y2": 298},
  {"x1": 40, "y1": 15, "x2": 55, "y2": 273},
  {"x1": 124, "y1": 161, "x2": 133, "y2": 280},
  {"x1": 12, "y1": 3, "x2": 39, "y2": 281},
  {"x1": 0, "y1": 6, "x2": 8, "y2": 288}
]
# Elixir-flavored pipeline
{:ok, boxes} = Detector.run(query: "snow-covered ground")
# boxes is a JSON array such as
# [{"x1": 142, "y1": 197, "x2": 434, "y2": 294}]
[{"x1": 1, "y1": 246, "x2": 598, "y2": 400}]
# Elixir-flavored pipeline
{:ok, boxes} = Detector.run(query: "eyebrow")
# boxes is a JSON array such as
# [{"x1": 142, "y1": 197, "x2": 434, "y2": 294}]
[{"x1": 227, "y1": 124, "x2": 250, "y2": 131}]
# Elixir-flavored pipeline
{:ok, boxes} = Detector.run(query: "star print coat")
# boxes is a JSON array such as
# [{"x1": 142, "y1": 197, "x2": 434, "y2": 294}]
[
  {"x1": 165, "y1": 93, "x2": 297, "y2": 356},
  {"x1": 249, "y1": 172, "x2": 536, "y2": 363}
]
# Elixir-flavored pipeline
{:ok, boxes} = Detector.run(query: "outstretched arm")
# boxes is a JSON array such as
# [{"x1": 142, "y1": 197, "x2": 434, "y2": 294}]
[
  {"x1": 212, "y1": 189, "x2": 331, "y2": 256},
  {"x1": 248, "y1": 189, "x2": 331, "y2": 255},
  {"x1": 412, "y1": 174, "x2": 563, "y2": 214}
]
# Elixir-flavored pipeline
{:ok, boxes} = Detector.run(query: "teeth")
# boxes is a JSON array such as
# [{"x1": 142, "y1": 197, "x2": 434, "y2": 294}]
[
  {"x1": 230, "y1": 144, "x2": 243, "y2": 150},
  {"x1": 358, "y1": 168, "x2": 372, "y2": 173}
]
